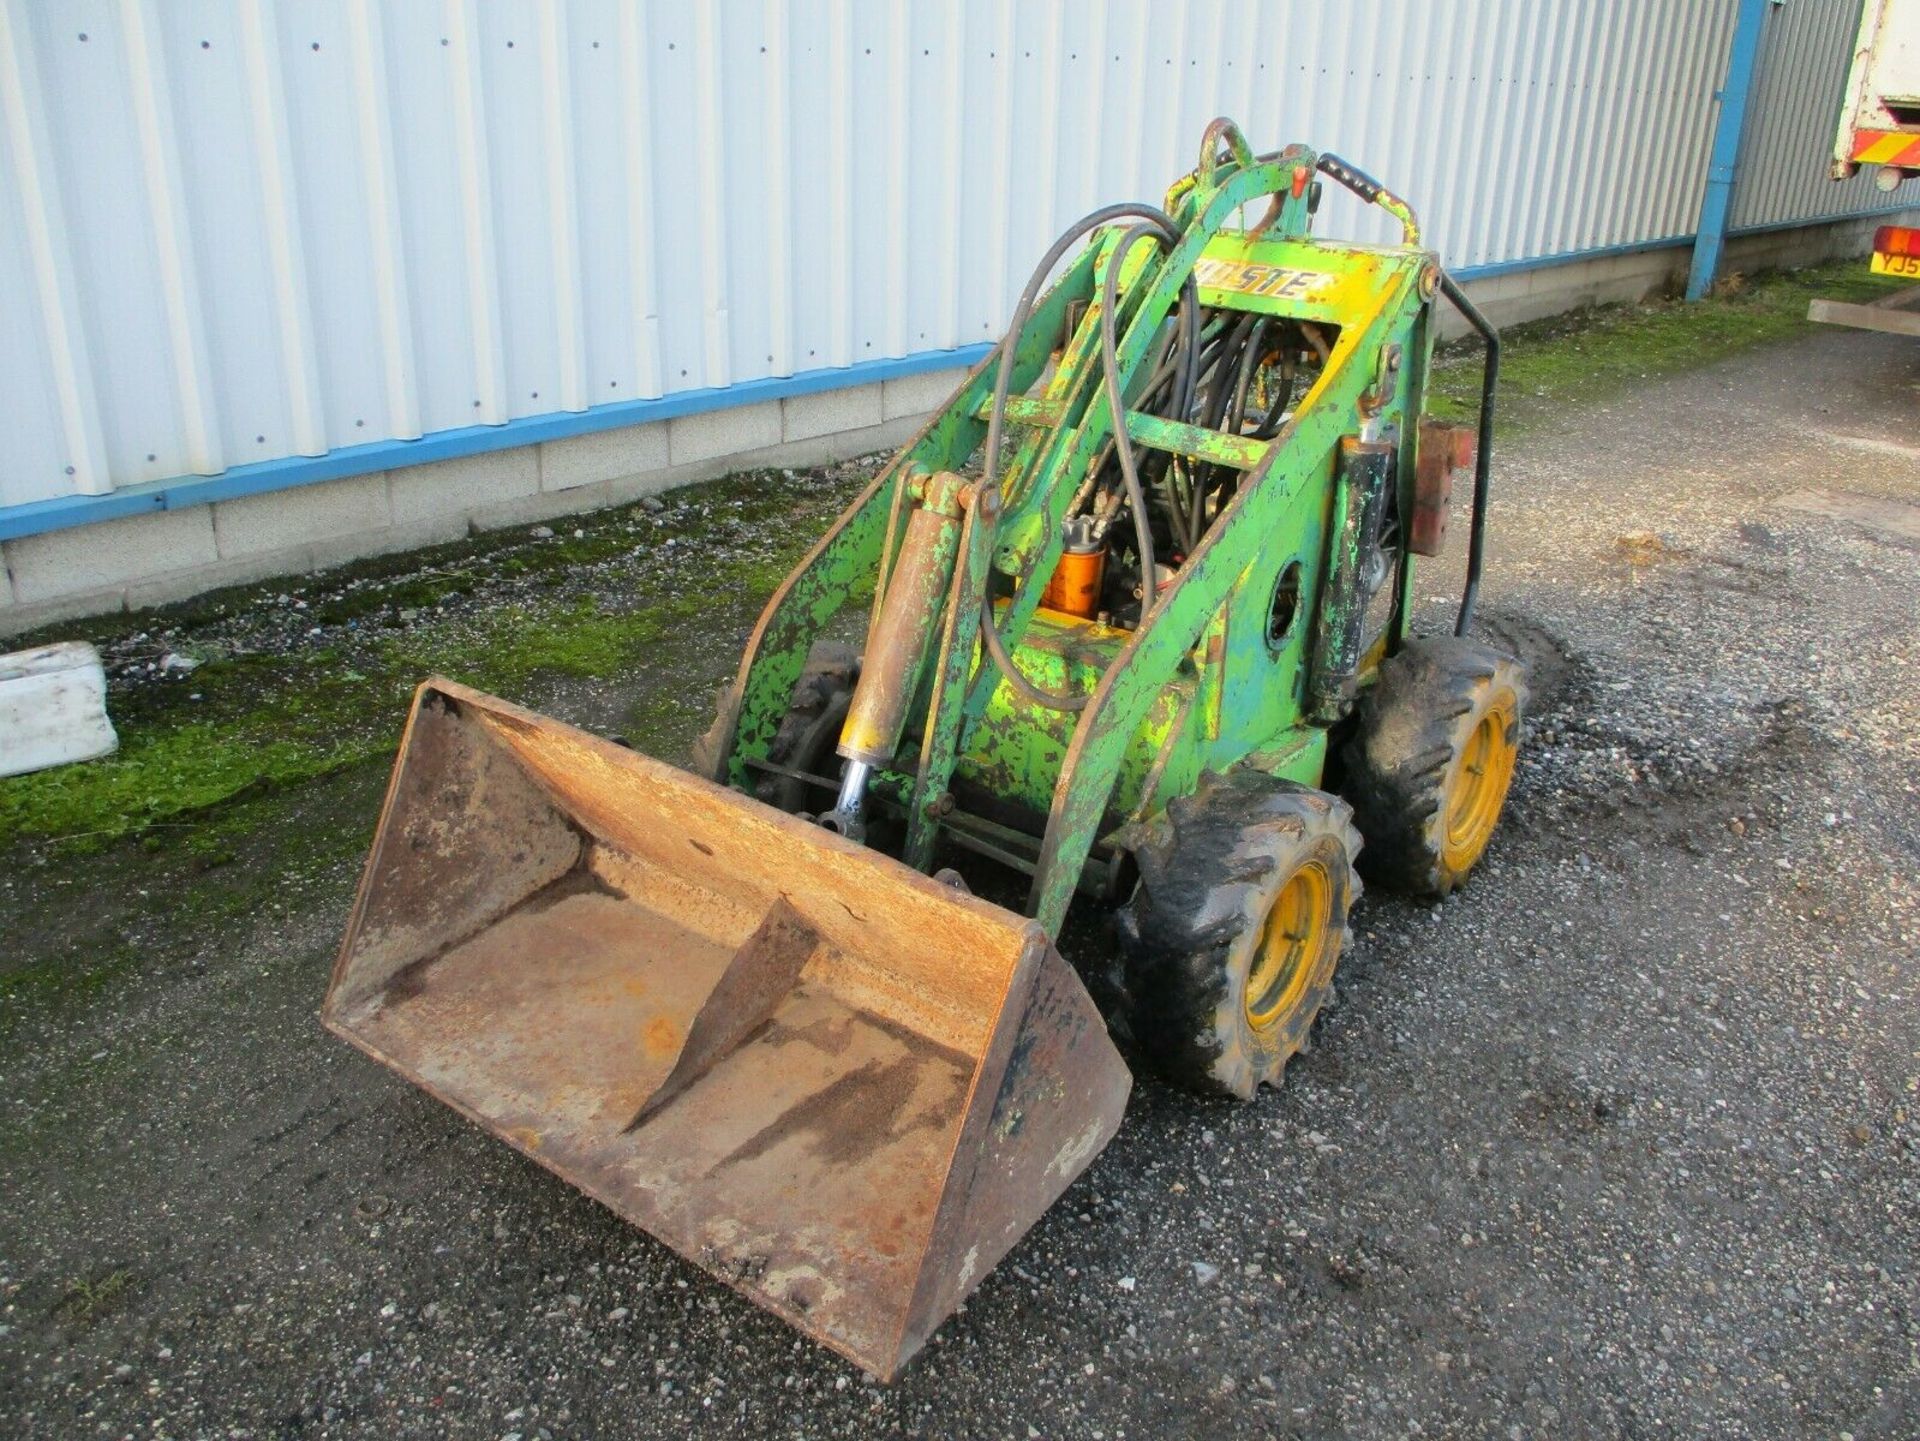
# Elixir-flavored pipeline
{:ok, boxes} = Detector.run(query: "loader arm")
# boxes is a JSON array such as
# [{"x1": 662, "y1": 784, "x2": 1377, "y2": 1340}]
[
  {"x1": 957, "y1": 149, "x2": 1320, "y2": 725},
  {"x1": 701, "y1": 246, "x2": 1102, "y2": 789},
  {"x1": 1029, "y1": 259, "x2": 1421, "y2": 933},
  {"x1": 705, "y1": 135, "x2": 1439, "y2": 918}
]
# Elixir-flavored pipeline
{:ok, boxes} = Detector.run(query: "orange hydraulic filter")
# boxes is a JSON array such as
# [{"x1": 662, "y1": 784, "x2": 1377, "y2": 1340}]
[{"x1": 1040, "y1": 517, "x2": 1106, "y2": 619}]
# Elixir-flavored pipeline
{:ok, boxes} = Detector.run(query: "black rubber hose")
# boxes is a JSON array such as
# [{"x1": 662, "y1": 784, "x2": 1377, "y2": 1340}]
[
  {"x1": 1439, "y1": 270, "x2": 1499, "y2": 637},
  {"x1": 1101, "y1": 222, "x2": 1173, "y2": 612},
  {"x1": 1251, "y1": 343, "x2": 1297, "y2": 439},
  {"x1": 1189, "y1": 310, "x2": 1258, "y2": 542},
  {"x1": 977, "y1": 201, "x2": 1180, "y2": 712},
  {"x1": 980, "y1": 202, "x2": 1178, "y2": 501},
  {"x1": 1225, "y1": 317, "x2": 1269, "y2": 435},
  {"x1": 1167, "y1": 276, "x2": 1198, "y2": 420}
]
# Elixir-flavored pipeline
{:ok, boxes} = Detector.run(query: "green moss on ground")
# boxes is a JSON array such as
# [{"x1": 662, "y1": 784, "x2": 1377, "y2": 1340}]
[
  {"x1": 0, "y1": 466, "x2": 861, "y2": 853},
  {"x1": 52, "y1": 1269, "x2": 135, "y2": 1329},
  {"x1": 1426, "y1": 258, "x2": 1910, "y2": 433}
]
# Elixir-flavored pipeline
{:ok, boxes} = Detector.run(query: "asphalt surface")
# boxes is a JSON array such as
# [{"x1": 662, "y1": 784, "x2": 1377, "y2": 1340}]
[{"x1": 3, "y1": 324, "x2": 1917, "y2": 1438}]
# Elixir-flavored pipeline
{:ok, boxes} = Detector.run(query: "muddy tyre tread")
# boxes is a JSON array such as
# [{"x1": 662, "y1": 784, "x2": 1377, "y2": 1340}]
[
  {"x1": 1118, "y1": 770, "x2": 1361, "y2": 1100},
  {"x1": 1341, "y1": 636, "x2": 1527, "y2": 897}
]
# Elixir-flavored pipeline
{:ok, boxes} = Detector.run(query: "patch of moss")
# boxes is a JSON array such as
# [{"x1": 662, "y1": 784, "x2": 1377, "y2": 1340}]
[
  {"x1": 0, "y1": 756, "x2": 389, "y2": 1029},
  {"x1": 311, "y1": 571, "x2": 473, "y2": 624},
  {"x1": 0, "y1": 465, "x2": 862, "y2": 849},
  {"x1": 52, "y1": 1269, "x2": 135, "y2": 1329},
  {"x1": 388, "y1": 595, "x2": 670, "y2": 693},
  {"x1": 1427, "y1": 259, "x2": 1910, "y2": 434},
  {"x1": 0, "y1": 651, "x2": 408, "y2": 850},
  {"x1": 0, "y1": 939, "x2": 144, "y2": 1007}
]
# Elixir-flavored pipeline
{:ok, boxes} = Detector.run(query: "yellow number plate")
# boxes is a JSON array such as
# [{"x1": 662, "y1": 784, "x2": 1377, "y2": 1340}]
[{"x1": 1870, "y1": 251, "x2": 1920, "y2": 277}]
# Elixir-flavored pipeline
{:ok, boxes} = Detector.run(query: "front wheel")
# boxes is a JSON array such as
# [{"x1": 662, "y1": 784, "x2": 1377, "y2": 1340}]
[{"x1": 1117, "y1": 770, "x2": 1362, "y2": 1100}]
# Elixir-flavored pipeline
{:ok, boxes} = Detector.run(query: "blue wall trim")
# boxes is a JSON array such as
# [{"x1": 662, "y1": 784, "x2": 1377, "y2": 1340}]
[
  {"x1": 1452, "y1": 233, "x2": 1695, "y2": 282},
  {"x1": 2, "y1": 196, "x2": 1913, "y2": 547},
  {"x1": 1687, "y1": 0, "x2": 1772, "y2": 301},
  {"x1": 0, "y1": 344, "x2": 993, "y2": 543}
]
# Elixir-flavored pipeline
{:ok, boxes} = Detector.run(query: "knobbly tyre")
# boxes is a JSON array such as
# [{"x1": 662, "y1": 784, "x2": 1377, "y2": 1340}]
[{"x1": 325, "y1": 119, "x2": 1526, "y2": 1380}]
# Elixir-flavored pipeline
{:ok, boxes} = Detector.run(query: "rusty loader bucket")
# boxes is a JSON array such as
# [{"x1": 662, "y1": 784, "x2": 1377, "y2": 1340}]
[{"x1": 323, "y1": 680, "x2": 1130, "y2": 1378}]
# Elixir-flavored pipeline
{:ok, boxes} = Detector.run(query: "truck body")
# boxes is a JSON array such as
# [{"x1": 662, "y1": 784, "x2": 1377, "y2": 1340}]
[
  {"x1": 1832, "y1": 0, "x2": 1920, "y2": 184},
  {"x1": 1809, "y1": 1, "x2": 1920, "y2": 333}
]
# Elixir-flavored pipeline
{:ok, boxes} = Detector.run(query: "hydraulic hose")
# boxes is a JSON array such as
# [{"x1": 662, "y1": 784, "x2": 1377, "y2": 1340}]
[
  {"x1": 977, "y1": 201, "x2": 1182, "y2": 712},
  {"x1": 1100, "y1": 221, "x2": 1174, "y2": 613}
]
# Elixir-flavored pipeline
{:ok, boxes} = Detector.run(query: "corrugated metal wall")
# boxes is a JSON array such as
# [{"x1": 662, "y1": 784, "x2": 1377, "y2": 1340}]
[
  {"x1": 0, "y1": 0, "x2": 1902, "y2": 516},
  {"x1": 1732, "y1": 0, "x2": 1891, "y2": 229}
]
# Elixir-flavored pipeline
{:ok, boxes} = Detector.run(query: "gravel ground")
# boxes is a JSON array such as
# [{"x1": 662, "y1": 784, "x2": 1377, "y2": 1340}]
[{"x1": 2, "y1": 324, "x2": 1916, "y2": 1439}]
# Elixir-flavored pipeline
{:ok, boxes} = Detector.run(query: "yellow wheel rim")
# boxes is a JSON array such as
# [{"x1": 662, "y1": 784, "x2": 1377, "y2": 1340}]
[
  {"x1": 1245, "y1": 860, "x2": 1332, "y2": 1032},
  {"x1": 1442, "y1": 699, "x2": 1517, "y2": 872}
]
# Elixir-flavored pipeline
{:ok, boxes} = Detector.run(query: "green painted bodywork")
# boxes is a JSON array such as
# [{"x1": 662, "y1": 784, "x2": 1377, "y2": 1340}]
[{"x1": 700, "y1": 138, "x2": 1446, "y2": 937}]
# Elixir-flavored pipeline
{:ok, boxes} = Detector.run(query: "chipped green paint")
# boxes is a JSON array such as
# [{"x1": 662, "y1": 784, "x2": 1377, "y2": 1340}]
[
  {"x1": 702, "y1": 245, "x2": 1103, "y2": 787},
  {"x1": 1123, "y1": 411, "x2": 1270, "y2": 472},
  {"x1": 703, "y1": 131, "x2": 1459, "y2": 941}
]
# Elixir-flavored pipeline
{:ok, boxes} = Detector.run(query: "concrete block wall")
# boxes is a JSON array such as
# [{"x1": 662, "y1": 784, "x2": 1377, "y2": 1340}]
[
  {"x1": 1442, "y1": 248, "x2": 1689, "y2": 336},
  {"x1": 2, "y1": 210, "x2": 1910, "y2": 637},
  {"x1": 0, "y1": 376, "x2": 946, "y2": 636},
  {"x1": 1438, "y1": 211, "x2": 1916, "y2": 337}
]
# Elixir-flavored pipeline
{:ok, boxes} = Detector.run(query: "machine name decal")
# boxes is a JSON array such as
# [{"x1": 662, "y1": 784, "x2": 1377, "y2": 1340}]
[{"x1": 1192, "y1": 257, "x2": 1335, "y2": 301}]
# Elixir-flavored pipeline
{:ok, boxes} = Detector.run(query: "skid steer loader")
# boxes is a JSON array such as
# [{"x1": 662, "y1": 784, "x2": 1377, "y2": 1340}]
[{"x1": 325, "y1": 120, "x2": 1525, "y2": 1380}]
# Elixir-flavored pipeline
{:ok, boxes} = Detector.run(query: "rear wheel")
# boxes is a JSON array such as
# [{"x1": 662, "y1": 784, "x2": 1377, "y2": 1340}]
[
  {"x1": 753, "y1": 642, "x2": 859, "y2": 813},
  {"x1": 1117, "y1": 770, "x2": 1362, "y2": 1099},
  {"x1": 1342, "y1": 636, "x2": 1527, "y2": 896},
  {"x1": 689, "y1": 642, "x2": 859, "y2": 811}
]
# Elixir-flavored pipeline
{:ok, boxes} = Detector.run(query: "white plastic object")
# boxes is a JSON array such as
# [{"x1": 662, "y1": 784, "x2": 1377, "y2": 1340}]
[{"x1": 0, "y1": 641, "x2": 118, "y2": 779}]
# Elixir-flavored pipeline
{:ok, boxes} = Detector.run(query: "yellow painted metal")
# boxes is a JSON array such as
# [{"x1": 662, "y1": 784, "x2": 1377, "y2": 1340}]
[
  {"x1": 1441, "y1": 698, "x2": 1518, "y2": 873},
  {"x1": 1245, "y1": 859, "x2": 1334, "y2": 1032},
  {"x1": 1191, "y1": 234, "x2": 1406, "y2": 326}
]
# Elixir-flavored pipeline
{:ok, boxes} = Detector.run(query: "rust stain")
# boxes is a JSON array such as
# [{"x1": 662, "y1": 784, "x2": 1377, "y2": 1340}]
[
  {"x1": 324, "y1": 679, "x2": 1131, "y2": 1381},
  {"x1": 643, "y1": 1015, "x2": 682, "y2": 1058},
  {"x1": 715, "y1": 1054, "x2": 956, "y2": 1170}
]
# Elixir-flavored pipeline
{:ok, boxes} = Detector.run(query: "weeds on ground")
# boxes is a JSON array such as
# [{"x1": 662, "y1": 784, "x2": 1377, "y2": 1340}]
[
  {"x1": 1426, "y1": 257, "x2": 1909, "y2": 433},
  {"x1": 52, "y1": 1269, "x2": 133, "y2": 1329},
  {"x1": 0, "y1": 468, "x2": 854, "y2": 853}
]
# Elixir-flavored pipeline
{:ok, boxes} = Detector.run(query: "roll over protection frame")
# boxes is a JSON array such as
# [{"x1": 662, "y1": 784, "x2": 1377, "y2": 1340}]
[{"x1": 1314, "y1": 153, "x2": 1498, "y2": 637}]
